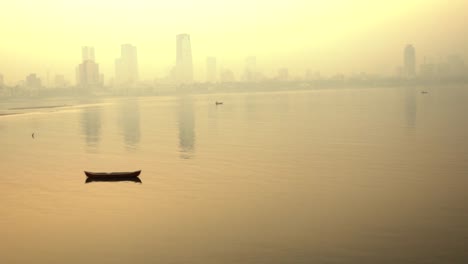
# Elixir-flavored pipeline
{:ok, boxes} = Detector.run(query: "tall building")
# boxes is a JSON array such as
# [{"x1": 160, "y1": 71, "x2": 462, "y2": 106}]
[
  {"x1": 77, "y1": 46, "x2": 101, "y2": 89},
  {"x1": 82, "y1": 46, "x2": 95, "y2": 62},
  {"x1": 176, "y1": 34, "x2": 193, "y2": 83},
  {"x1": 206, "y1": 57, "x2": 217, "y2": 83},
  {"x1": 115, "y1": 44, "x2": 139, "y2": 86},
  {"x1": 404, "y1": 44, "x2": 416, "y2": 78}
]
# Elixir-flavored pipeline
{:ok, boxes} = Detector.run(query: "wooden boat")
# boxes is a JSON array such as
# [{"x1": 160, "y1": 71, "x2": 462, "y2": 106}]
[
  {"x1": 85, "y1": 177, "x2": 142, "y2": 184},
  {"x1": 84, "y1": 170, "x2": 141, "y2": 179}
]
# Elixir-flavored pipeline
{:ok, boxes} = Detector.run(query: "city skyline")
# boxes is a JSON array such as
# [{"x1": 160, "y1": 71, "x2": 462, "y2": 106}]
[
  {"x1": 2, "y1": 42, "x2": 466, "y2": 89},
  {"x1": 1, "y1": 41, "x2": 467, "y2": 87},
  {"x1": 0, "y1": 0, "x2": 467, "y2": 85}
]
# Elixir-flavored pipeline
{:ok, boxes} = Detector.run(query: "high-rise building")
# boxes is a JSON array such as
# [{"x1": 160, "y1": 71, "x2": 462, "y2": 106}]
[
  {"x1": 82, "y1": 46, "x2": 95, "y2": 62},
  {"x1": 115, "y1": 44, "x2": 139, "y2": 86},
  {"x1": 206, "y1": 57, "x2": 217, "y2": 83},
  {"x1": 404, "y1": 44, "x2": 416, "y2": 78},
  {"x1": 176, "y1": 34, "x2": 193, "y2": 83},
  {"x1": 77, "y1": 46, "x2": 101, "y2": 89}
]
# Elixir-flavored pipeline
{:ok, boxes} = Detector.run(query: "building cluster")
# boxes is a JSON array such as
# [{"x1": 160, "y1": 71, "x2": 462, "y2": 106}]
[
  {"x1": 1, "y1": 38, "x2": 468, "y2": 97},
  {"x1": 400, "y1": 44, "x2": 467, "y2": 81}
]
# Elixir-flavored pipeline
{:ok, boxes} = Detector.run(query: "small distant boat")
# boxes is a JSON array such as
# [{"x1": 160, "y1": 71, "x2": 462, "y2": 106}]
[
  {"x1": 215, "y1": 101, "x2": 223, "y2": 105},
  {"x1": 421, "y1": 91, "x2": 428, "y2": 94},
  {"x1": 84, "y1": 170, "x2": 141, "y2": 179}
]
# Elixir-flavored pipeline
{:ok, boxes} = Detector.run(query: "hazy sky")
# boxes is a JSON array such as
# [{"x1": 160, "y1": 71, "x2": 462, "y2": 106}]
[{"x1": 1, "y1": 0, "x2": 467, "y2": 84}]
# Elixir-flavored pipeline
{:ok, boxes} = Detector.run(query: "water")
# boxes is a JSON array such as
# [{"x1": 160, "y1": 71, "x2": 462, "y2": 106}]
[{"x1": 1, "y1": 86, "x2": 468, "y2": 263}]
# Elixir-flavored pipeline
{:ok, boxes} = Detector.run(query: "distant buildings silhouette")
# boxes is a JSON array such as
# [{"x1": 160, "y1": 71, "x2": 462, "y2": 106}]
[
  {"x1": 243, "y1": 56, "x2": 258, "y2": 82},
  {"x1": 54, "y1": 74, "x2": 67, "y2": 88},
  {"x1": 220, "y1": 69, "x2": 235, "y2": 82},
  {"x1": 175, "y1": 34, "x2": 193, "y2": 83},
  {"x1": 25, "y1": 74, "x2": 41, "y2": 89},
  {"x1": 404, "y1": 44, "x2": 416, "y2": 78},
  {"x1": 76, "y1": 46, "x2": 102, "y2": 90},
  {"x1": 2, "y1": 38, "x2": 468, "y2": 98},
  {"x1": 115, "y1": 44, "x2": 139, "y2": 87}
]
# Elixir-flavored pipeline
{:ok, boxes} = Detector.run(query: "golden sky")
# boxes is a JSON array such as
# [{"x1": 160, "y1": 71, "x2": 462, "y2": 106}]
[{"x1": 0, "y1": 0, "x2": 467, "y2": 84}]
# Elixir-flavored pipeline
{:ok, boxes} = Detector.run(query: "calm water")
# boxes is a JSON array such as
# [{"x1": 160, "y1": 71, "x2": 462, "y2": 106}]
[{"x1": 1, "y1": 86, "x2": 468, "y2": 263}]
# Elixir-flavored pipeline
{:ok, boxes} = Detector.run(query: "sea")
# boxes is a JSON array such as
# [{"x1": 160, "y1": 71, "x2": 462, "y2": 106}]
[{"x1": 1, "y1": 85, "x2": 468, "y2": 264}]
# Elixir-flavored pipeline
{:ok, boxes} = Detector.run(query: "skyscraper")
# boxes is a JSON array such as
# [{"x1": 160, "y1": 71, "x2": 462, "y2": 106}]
[
  {"x1": 404, "y1": 44, "x2": 416, "y2": 78},
  {"x1": 82, "y1": 46, "x2": 95, "y2": 62},
  {"x1": 176, "y1": 34, "x2": 193, "y2": 83},
  {"x1": 115, "y1": 44, "x2": 139, "y2": 86},
  {"x1": 206, "y1": 57, "x2": 217, "y2": 83},
  {"x1": 77, "y1": 46, "x2": 101, "y2": 89}
]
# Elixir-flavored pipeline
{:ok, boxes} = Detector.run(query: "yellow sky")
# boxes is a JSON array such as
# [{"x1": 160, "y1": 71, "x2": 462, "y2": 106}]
[{"x1": 0, "y1": 0, "x2": 467, "y2": 84}]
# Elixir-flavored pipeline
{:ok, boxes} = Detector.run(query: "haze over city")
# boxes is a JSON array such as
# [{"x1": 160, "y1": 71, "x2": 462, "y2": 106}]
[
  {"x1": 1, "y1": 0, "x2": 467, "y2": 85},
  {"x1": 2, "y1": 1, "x2": 468, "y2": 264}
]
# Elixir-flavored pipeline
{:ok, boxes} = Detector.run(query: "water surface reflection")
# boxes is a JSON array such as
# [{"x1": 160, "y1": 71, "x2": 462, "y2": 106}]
[
  {"x1": 118, "y1": 99, "x2": 140, "y2": 150},
  {"x1": 178, "y1": 96, "x2": 195, "y2": 159},
  {"x1": 81, "y1": 106, "x2": 101, "y2": 151},
  {"x1": 404, "y1": 87, "x2": 418, "y2": 129}
]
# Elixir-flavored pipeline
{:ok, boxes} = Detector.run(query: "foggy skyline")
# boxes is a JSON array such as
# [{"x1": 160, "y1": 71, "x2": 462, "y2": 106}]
[{"x1": 1, "y1": 0, "x2": 467, "y2": 84}]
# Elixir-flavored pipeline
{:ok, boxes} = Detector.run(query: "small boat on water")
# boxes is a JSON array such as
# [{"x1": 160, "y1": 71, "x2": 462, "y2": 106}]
[
  {"x1": 84, "y1": 170, "x2": 141, "y2": 179},
  {"x1": 215, "y1": 101, "x2": 223, "y2": 105},
  {"x1": 85, "y1": 177, "x2": 142, "y2": 184}
]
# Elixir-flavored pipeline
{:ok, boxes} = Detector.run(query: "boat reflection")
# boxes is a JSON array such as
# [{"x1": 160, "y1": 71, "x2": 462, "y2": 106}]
[{"x1": 85, "y1": 177, "x2": 142, "y2": 184}]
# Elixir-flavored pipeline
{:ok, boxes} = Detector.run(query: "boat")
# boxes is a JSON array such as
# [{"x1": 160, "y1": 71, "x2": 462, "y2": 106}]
[
  {"x1": 84, "y1": 170, "x2": 141, "y2": 179},
  {"x1": 215, "y1": 101, "x2": 223, "y2": 105},
  {"x1": 85, "y1": 177, "x2": 142, "y2": 184}
]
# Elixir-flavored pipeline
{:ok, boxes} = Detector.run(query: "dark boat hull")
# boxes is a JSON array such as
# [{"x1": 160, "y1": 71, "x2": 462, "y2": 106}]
[
  {"x1": 84, "y1": 170, "x2": 141, "y2": 179},
  {"x1": 85, "y1": 177, "x2": 142, "y2": 183}
]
